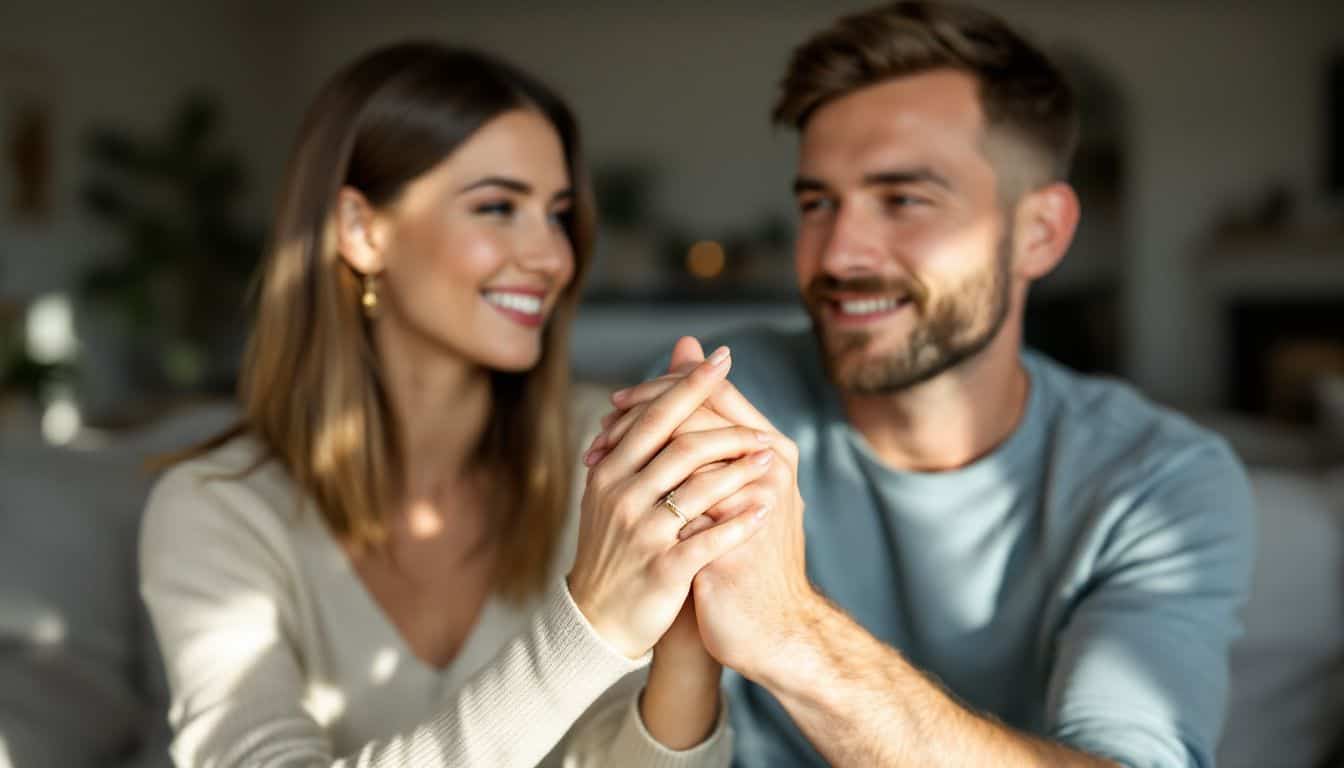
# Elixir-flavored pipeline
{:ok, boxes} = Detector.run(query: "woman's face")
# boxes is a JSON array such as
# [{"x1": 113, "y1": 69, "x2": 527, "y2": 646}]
[{"x1": 362, "y1": 108, "x2": 576, "y2": 372}]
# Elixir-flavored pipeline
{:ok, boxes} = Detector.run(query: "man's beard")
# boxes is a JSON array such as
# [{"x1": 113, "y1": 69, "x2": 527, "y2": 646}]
[{"x1": 806, "y1": 236, "x2": 1013, "y2": 396}]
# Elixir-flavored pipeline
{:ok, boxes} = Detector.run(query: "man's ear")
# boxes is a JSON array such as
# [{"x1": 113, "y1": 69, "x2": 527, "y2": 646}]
[
  {"x1": 335, "y1": 186, "x2": 389, "y2": 275},
  {"x1": 1010, "y1": 181, "x2": 1079, "y2": 281}
]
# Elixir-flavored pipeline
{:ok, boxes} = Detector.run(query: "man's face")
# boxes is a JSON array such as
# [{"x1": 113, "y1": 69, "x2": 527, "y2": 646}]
[{"x1": 794, "y1": 69, "x2": 1016, "y2": 395}]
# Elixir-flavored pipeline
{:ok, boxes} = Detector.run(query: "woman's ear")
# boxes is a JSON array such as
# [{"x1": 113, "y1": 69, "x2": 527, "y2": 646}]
[
  {"x1": 335, "y1": 186, "x2": 389, "y2": 275},
  {"x1": 1011, "y1": 182, "x2": 1080, "y2": 281}
]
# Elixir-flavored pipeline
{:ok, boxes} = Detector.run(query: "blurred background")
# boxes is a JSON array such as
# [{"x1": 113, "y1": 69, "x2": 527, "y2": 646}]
[{"x1": 1, "y1": 1, "x2": 1342, "y2": 767}]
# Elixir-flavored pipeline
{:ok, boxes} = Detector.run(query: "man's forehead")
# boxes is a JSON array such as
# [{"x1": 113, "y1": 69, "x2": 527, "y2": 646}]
[{"x1": 798, "y1": 71, "x2": 985, "y2": 176}]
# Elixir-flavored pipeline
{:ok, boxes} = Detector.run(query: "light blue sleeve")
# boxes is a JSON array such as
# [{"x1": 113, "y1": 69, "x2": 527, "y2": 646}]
[{"x1": 1045, "y1": 440, "x2": 1256, "y2": 768}]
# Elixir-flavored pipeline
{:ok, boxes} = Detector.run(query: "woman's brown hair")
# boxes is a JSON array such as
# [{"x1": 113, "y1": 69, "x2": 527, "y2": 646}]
[{"x1": 182, "y1": 42, "x2": 593, "y2": 602}]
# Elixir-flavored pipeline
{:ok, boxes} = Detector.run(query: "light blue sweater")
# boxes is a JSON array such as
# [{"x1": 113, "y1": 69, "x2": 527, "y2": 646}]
[{"x1": 685, "y1": 328, "x2": 1254, "y2": 768}]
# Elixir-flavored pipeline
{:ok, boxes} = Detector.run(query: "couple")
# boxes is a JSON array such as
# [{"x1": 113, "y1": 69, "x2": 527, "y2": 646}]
[{"x1": 140, "y1": 2, "x2": 1254, "y2": 767}]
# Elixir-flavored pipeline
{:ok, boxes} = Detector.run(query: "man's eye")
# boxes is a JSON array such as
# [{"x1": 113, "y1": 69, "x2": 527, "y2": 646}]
[
  {"x1": 885, "y1": 195, "x2": 926, "y2": 209},
  {"x1": 798, "y1": 197, "x2": 833, "y2": 214}
]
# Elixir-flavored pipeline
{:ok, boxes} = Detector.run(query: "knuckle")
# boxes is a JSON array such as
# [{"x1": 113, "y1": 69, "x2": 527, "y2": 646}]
[
  {"x1": 668, "y1": 432, "x2": 703, "y2": 459},
  {"x1": 620, "y1": 405, "x2": 644, "y2": 427},
  {"x1": 651, "y1": 550, "x2": 685, "y2": 584},
  {"x1": 588, "y1": 464, "x2": 616, "y2": 493},
  {"x1": 633, "y1": 520, "x2": 664, "y2": 552},
  {"x1": 677, "y1": 536, "x2": 708, "y2": 567},
  {"x1": 610, "y1": 494, "x2": 644, "y2": 528},
  {"x1": 765, "y1": 458, "x2": 792, "y2": 483},
  {"x1": 673, "y1": 473, "x2": 703, "y2": 500},
  {"x1": 642, "y1": 401, "x2": 671, "y2": 425},
  {"x1": 702, "y1": 501, "x2": 734, "y2": 523},
  {"x1": 748, "y1": 485, "x2": 777, "y2": 508}
]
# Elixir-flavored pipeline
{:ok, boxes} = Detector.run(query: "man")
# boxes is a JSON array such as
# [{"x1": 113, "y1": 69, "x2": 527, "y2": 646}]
[{"x1": 594, "y1": 2, "x2": 1254, "y2": 766}]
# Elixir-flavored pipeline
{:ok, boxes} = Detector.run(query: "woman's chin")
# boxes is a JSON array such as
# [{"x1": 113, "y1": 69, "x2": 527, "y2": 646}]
[{"x1": 480, "y1": 347, "x2": 543, "y2": 374}]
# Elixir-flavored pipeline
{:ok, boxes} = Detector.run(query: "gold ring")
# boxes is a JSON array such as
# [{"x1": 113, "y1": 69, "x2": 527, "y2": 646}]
[{"x1": 659, "y1": 491, "x2": 688, "y2": 524}]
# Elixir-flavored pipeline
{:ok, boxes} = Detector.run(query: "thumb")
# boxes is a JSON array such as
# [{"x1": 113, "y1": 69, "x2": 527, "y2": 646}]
[{"x1": 669, "y1": 336, "x2": 707, "y2": 374}]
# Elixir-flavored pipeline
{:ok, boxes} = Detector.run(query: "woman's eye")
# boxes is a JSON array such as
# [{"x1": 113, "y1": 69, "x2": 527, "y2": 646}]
[
  {"x1": 475, "y1": 201, "x2": 516, "y2": 217},
  {"x1": 548, "y1": 208, "x2": 574, "y2": 227}
]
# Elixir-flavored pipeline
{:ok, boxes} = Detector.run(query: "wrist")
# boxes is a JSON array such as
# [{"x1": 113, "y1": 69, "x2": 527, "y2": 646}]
[
  {"x1": 564, "y1": 573, "x2": 643, "y2": 660},
  {"x1": 652, "y1": 646, "x2": 720, "y2": 673},
  {"x1": 640, "y1": 672, "x2": 722, "y2": 750},
  {"x1": 752, "y1": 589, "x2": 833, "y2": 701},
  {"x1": 650, "y1": 647, "x2": 722, "y2": 693}
]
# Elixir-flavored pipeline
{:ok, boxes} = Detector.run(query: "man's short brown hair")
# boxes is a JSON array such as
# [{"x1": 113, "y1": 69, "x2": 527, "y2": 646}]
[{"x1": 775, "y1": 1, "x2": 1078, "y2": 190}]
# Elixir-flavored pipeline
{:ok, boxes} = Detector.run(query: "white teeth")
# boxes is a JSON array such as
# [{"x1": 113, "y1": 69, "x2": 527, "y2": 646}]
[
  {"x1": 839, "y1": 297, "x2": 901, "y2": 315},
  {"x1": 484, "y1": 292, "x2": 543, "y2": 315}
]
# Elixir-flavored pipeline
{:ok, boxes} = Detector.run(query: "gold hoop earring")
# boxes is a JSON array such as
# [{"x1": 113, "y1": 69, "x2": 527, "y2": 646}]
[{"x1": 361, "y1": 273, "x2": 380, "y2": 318}]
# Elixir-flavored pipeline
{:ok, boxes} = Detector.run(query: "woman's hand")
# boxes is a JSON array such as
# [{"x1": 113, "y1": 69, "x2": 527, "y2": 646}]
[{"x1": 566, "y1": 347, "x2": 776, "y2": 659}]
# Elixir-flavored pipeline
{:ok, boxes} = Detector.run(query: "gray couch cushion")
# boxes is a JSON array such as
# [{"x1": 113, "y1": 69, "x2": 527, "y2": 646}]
[{"x1": 1218, "y1": 467, "x2": 1344, "y2": 768}]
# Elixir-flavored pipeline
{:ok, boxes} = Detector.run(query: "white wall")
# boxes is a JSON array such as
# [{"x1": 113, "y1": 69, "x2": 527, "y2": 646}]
[{"x1": 3, "y1": 0, "x2": 1341, "y2": 406}]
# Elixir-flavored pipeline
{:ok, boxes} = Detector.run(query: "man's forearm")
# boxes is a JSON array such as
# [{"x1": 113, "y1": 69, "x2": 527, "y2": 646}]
[{"x1": 756, "y1": 596, "x2": 1119, "y2": 768}]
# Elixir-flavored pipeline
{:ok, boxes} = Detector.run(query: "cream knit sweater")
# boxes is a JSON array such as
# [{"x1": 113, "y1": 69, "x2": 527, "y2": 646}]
[{"x1": 138, "y1": 390, "x2": 731, "y2": 767}]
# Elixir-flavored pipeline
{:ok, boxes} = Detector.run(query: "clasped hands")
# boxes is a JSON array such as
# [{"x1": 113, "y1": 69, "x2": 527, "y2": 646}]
[{"x1": 566, "y1": 336, "x2": 818, "y2": 687}]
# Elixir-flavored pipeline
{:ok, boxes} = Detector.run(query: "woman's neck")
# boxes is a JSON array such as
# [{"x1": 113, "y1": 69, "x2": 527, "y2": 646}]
[{"x1": 375, "y1": 319, "x2": 493, "y2": 525}]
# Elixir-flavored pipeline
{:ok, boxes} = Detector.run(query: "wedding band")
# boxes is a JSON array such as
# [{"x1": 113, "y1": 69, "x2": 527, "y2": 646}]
[{"x1": 658, "y1": 491, "x2": 688, "y2": 524}]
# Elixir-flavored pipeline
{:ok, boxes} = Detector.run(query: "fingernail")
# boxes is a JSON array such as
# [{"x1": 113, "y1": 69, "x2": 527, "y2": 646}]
[
  {"x1": 754, "y1": 505, "x2": 771, "y2": 521},
  {"x1": 583, "y1": 450, "x2": 598, "y2": 466},
  {"x1": 751, "y1": 450, "x2": 773, "y2": 465},
  {"x1": 755, "y1": 430, "x2": 774, "y2": 443},
  {"x1": 708, "y1": 346, "x2": 730, "y2": 367},
  {"x1": 611, "y1": 388, "x2": 629, "y2": 403}
]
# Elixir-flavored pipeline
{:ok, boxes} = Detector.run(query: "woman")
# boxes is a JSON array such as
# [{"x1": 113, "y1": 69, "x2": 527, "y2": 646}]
[{"x1": 139, "y1": 42, "x2": 780, "y2": 767}]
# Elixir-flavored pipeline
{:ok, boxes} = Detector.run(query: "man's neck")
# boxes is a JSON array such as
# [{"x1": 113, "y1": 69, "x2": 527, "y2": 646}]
[{"x1": 841, "y1": 330, "x2": 1030, "y2": 473}]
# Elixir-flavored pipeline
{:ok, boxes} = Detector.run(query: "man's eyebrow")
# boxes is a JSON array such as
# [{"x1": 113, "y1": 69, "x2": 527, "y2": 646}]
[
  {"x1": 862, "y1": 168, "x2": 952, "y2": 190},
  {"x1": 792, "y1": 168, "x2": 952, "y2": 195},
  {"x1": 793, "y1": 176, "x2": 829, "y2": 195}
]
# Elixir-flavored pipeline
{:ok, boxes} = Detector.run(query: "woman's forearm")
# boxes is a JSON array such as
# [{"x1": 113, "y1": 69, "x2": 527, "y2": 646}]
[{"x1": 640, "y1": 649, "x2": 722, "y2": 750}]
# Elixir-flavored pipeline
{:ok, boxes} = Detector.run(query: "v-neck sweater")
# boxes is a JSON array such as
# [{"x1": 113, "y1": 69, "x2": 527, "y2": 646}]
[{"x1": 138, "y1": 388, "x2": 730, "y2": 767}]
